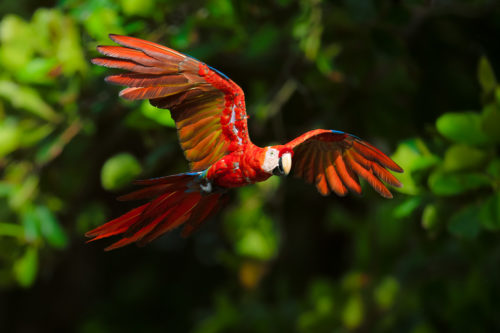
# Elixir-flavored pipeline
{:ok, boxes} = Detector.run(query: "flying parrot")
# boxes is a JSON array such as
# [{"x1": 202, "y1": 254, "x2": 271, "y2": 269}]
[{"x1": 86, "y1": 35, "x2": 403, "y2": 250}]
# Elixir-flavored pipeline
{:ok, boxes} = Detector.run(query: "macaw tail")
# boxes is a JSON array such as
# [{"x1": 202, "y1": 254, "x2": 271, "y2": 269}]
[{"x1": 85, "y1": 173, "x2": 226, "y2": 251}]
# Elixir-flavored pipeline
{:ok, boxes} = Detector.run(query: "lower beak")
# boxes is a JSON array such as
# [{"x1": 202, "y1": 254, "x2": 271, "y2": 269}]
[{"x1": 281, "y1": 153, "x2": 292, "y2": 176}]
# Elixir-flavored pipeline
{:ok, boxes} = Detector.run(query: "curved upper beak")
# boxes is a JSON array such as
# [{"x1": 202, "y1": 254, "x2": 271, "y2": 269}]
[{"x1": 281, "y1": 152, "x2": 292, "y2": 176}]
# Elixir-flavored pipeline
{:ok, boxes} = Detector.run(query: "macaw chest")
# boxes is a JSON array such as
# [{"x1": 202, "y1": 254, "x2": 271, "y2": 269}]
[{"x1": 206, "y1": 151, "x2": 271, "y2": 188}]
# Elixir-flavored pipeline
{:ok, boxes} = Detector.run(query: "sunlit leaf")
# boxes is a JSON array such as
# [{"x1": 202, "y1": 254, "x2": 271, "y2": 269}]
[
  {"x1": 391, "y1": 139, "x2": 440, "y2": 195},
  {"x1": 140, "y1": 101, "x2": 175, "y2": 128},
  {"x1": 443, "y1": 144, "x2": 487, "y2": 172},
  {"x1": 342, "y1": 294, "x2": 363, "y2": 329},
  {"x1": 101, "y1": 153, "x2": 142, "y2": 190},
  {"x1": 16, "y1": 58, "x2": 59, "y2": 84},
  {"x1": 0, "y1": 118, "x2": 21, "y2": 157},
  {"x1": 9, "y1": 175, "x2": 39, "y2": 210},
  {"x1": 0, "y1": 80, "x2": 59, "y2": 122},
  {"x1": 436, "y1": 112, "x2": 489, "y2": 146},
  {"x1": 478, "y1": 56, "x2": 496, "y2": 94},
  {"x1": 14, "y1": 247, "x2": 38, "y2": 287},
  {"x1": 235, "y1": 217, "x2": 277, "y2": 260},
  {"x1": 30, "y1": 9, "x2": 85, "y2": 74},
  {"x1": 224, "y1": 186, "x2": 279, "y2": 261},
  {"x1": 120, "y1": 0, "x2": 154, "y2": 17},
  {"x1": 84, "y1": 7, "x2": 124, "y2": 41},
  {"x1": 19, "y1": 122, "x2": 54, "y2": 148},
  {"x1": 0, "y1": 15, "x2": 34, "y2": 71},
  {"x1": 374, "y1": 277, "x2": 399, "y2": 310},
  {"x1": 0, "y1": 222, "x2": 24, "y2": 238}
]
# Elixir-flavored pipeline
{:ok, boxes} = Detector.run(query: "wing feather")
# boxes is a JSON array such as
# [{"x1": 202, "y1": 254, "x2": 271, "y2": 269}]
[
  {"x1": 315, "y1": 153, "x2": 330, "y2": 196},
  {"x1": 325, "y1": 153, "x2": 348, "y2": 196},
  {"x1": 286, "y1": 129, "x2": 402, "y2": 198},
  {"x1": 93, "y1": 34, "x2": 251, "y2": 171}
]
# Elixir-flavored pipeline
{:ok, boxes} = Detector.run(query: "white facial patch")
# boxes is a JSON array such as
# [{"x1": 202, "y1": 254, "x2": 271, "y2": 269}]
[{"x1": 262, "y1": 147, "x2": 280, "y2": 174}]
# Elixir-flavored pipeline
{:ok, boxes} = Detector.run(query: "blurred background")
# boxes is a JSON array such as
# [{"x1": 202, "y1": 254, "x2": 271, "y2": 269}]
[{"x1": 1, "y1": 0, "x2": 500, "y2": 332}]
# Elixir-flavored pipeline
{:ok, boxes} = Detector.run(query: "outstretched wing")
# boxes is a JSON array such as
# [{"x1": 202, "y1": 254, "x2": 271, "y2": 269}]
[
  {"x1": 285, "y1": 129, "x2": 403, "y2": 198},
  {"x1": 92, "y1": 34, "x2": 250, "y2": 171}
]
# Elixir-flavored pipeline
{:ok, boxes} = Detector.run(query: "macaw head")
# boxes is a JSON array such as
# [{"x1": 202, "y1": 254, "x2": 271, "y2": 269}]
[{"x1": 261, "y1": 146, "x2": 293, "y2": 176}]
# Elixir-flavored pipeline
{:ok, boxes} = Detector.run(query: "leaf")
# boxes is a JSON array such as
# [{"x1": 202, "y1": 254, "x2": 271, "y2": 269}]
[
  {"x1": 480, "y1": 193, "x2": 500, "y2": 230},
  {"x1": 0, "y1": 80, "x2": 60, "y2": 122},
  {"x1": 224, "y1": 186, "x2": 279, "y2": 260},
  {"x1": 436, "y1": 112, "x2": 489, "y2": 146},
  {"x1": 0, "y1": 15, "x2": 34, "y2": 71},
  {"x1": 481, "y1": 104, "x2": 500, "y2": 143},
  {"x1": 342, "y1": 294, "x2": 363, "y2": 329},
  {"x1": 0, "y1": 222, "x2": 24, "y2": 238},
  {"x1": 84, "y1": 7, "x2": 124, "y2": 41},
  {"x1": 390, "y1": 139, "x2": 440, "y2": 195},
  {"x1": 0, "y1": 118, "x2": 21, "y2": 158},
  {"x1": 421, "y1": 204, "x2": 439, "y2": 230},
  {"x1": 448, "y1": 204, "x2": 482, "y2": 239},
  {"x1": 443, "y1": 144, "x2": 487, "y2": 172},
  {"x1": 141, "y1": 101, "x2": 175, "y2": 128},
  {"x1": 36, "y1": 205, "x2": 67, "y2": 249},
  {"x1": 14, "y1": 247, "x2": 38, "y2": 287},
  {"x1": 393, "y1": 197, "x2": 423, "y2": 218},
  {"x1": 120, "y1": 0, "x2": 154, "y2": 17},
  {"x1": 235, "y1": 216, "x2": 277, "y2": 260},
  {"x1": 238, "y1": 260, "x2": 268, "y2": 290},
  {"x1": 428, "y1": 171, "x2": 491, "y2": 196},
  {"x1": 478, "y1": 56, "x2": 496, "y2": 94},
  {"x1": 31, "y1": 9, "x2": 88, "y2": 75},
  {"x1": 19, "y1": 122, "x2": 54, "y2": 148},
  {"x1": 9, "y1": 175, "x2": 39, "y2": 210},
  {"x1": 15, "y1": 58, "x2": 59, "y2": 84},
  {"x1": 101, "y1": 153, "x2": 142, "y2": 190},
  {"x1": 22, "y1": 208, "x2": 40, "y2": 242},
  {"x1": 486, "y1": 158, "x2": 500, "y2": 180},
  {"x1": 374, "y1": 277, "x2": 399, "y2": 310}
]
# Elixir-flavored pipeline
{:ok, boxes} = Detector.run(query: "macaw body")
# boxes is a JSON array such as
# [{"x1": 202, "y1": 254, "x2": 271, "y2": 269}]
[{"x1": 87, "y1": 35, "x2": 403, "y2": 250}]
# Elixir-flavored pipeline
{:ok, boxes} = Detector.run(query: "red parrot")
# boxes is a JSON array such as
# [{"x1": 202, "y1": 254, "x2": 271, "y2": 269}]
[{"x1": 86, "y1": 35, "x2": 403, "y2": 250}]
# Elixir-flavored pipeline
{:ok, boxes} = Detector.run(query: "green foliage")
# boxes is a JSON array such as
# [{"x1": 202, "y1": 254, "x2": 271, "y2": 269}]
[
  {"x1": 436, "y1": 112, "x2": 489, "y2": 146},
  {"x1": 1, "y1": 1, "x2": 500, "y2": 332},
  {"x1": 101, "y1": 153, "x2": 142, "y2": 190},
  {"x1": 223, "y1": 177, "x2": 281, "y2": 260},
  {"x1": 391, "y1": 56, "x2": 500, "y2": 244}
]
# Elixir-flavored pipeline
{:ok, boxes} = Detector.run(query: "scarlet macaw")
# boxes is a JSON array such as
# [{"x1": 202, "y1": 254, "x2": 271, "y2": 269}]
[{"x1": 86, "y1": 35, "x2": 403, "y2": 250}]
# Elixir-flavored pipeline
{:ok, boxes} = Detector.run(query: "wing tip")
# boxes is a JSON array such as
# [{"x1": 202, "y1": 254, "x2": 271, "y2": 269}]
[
  {"x1": 109, "y1": 33, "x2": 122, "y2": 42},
  {"x1": 391, "y1": 164, "x2": 404, "y2": 173}
]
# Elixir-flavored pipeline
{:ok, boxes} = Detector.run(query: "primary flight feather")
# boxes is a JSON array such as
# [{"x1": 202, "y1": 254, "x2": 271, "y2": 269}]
[{"x1": 87, "y1": 34, "x2": 403, "y2": 250}]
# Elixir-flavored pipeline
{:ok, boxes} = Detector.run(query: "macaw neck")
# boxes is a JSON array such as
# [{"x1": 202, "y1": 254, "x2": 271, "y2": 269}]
[
  {"x1": 241, "y1": 143, "x2": 270, "y2": 177},
  {"x1": 206, "y1": 143, "x2": 272, "y2": 188}
]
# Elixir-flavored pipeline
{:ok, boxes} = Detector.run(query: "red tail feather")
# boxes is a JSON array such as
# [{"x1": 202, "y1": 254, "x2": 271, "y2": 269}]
[{"x1": 85, "y1": 173, "x2": 226, "y2": 250}]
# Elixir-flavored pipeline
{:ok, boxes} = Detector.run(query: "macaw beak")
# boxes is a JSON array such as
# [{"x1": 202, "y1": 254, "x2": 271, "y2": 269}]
[
  {"x1": 281, "y1": 152, "x2": 292, "y2": 175},
  {"x1": 272, "y1": 152, "x2": 292, "y2": 176}
]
